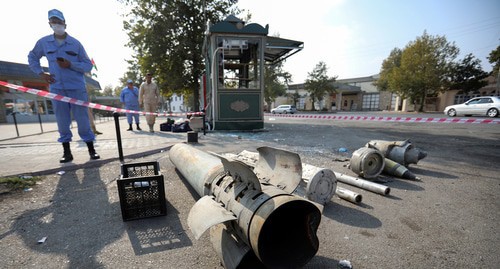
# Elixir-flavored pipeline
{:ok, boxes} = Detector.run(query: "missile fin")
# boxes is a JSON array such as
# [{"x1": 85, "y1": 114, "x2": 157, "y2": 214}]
[
  {"x1": 217, "y1": 155, "x2": 262, "y2": 191},
  {"x1": 254, "y1": 147, "x2": 302, "y2": 193},
  {"x1": 188, "y1": 196, "x2": 237, "y2": 240}
]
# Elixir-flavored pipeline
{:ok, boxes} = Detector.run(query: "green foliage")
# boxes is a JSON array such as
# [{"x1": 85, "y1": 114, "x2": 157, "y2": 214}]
[
  {"x1": 449, "y1": 53, "x2": 488, "y2": 94},
  {"x1": 0, "y1": 175, "x2": 43, "y2": 192},
  {"x1": 87, "y1": 85, "x2": 102, "y2": 97},
  {"x1": 376, "y1": 31, "x2": 460, "y2": 112},
  {"x1": 101, "y1": 85, "x2": 117, "y2": 96},
  {"x1": 304, "y1": 61, "x2": 337, "y2": 111},
  {"x1": 487, "y1": 45, "x2": 500, "y2": 77},
  {"x1": 120, "y1": 0, "x2": 239, "y2": 111},
  {"x1": 375, "y1": 48, "x2": 402, "y2": 93},
  {"x1": 263, "y1": 60, "x2": 291, "y2": 110}
]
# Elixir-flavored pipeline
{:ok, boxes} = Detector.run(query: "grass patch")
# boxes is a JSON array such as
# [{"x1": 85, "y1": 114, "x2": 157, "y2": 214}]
[{"x1": 0, "y1": 175, "x2": 43, "y2": 192}]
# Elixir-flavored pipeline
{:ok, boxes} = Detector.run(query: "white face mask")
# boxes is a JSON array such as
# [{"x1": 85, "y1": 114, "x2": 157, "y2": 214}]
[{"x1": 51, "y1": 24, "x2": 66, "y2": 36}]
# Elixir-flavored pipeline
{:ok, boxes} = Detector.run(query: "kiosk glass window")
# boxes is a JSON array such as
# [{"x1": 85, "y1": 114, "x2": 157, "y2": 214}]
[{"x1": 217, "y1": 37, "x2": 261, "y2": 89}]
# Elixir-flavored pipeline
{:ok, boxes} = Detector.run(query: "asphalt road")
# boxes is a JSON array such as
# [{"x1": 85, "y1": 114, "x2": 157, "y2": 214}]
[{"x1": 1, "y1": 113, "x2": 499, "y2": 268}]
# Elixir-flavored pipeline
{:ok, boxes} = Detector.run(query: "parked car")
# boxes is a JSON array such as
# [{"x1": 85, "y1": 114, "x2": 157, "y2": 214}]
[
  {"x1": 444, "y1": 96, "x2": 500, "y2": 118},
  {"x1": 271, "y1": 105, "x2": 297, "y2": 114}
]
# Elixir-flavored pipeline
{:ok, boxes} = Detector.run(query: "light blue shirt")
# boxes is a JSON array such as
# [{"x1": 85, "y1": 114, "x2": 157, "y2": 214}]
[
  {"x1": 120, "y1": 86, "x2": 140, "y2": 108},
  {"x1": 28, "y1": 33, "x2": 92, "y2": 90}
]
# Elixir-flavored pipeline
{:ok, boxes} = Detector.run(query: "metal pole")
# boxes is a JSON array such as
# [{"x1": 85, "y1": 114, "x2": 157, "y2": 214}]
[
  {"x1": 37, "y1": 111, "x2": 44, "y2": 133},
  {"x1": 202, "y1": 109, "x2": 206, "y2": 135},
  {"x1": 334, "y1": 172, "x2": 390, "y2": 196},
  {"x1": 12, "y1": 112, "x2": 19, "y2": 137},
  {"x1": 336, "y1": 187, "x2": 362, "y2": 204},
  {"x1": 113, "y1": 112, "x2": 124, "y2": 162}
]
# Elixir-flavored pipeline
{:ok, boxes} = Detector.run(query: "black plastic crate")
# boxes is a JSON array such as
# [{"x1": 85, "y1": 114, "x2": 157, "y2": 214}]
[
  {"x1": 121, "y1": 161, "x2": 160, "y2": 178},
  {"x1": 118, "y1": 162, "x2": 167, "y2": 221}
]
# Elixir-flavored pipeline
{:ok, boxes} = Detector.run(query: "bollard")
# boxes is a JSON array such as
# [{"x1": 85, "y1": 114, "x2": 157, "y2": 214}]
[
  {"x1": 187, "y1": 131, "x2": 198, "y2": 143},
  {"x1": 113, "y1": 112, "x2": 124, "y2": 162},
  {"x1": 12, "y1": 112, "x2": 20, "y2": 137}
]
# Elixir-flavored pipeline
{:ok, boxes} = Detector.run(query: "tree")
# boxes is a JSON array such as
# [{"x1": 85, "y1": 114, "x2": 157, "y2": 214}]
[
  {"x1": 102, "y1": 85, "x2": 118, "y2": 96},
  {"x1": 487, "y1": 45, "x2": 500, "y2": 78},
  {"x1": 449, "y1": 53, "x2": 488, "y2": 94},
  {"x1": 375, "y1": 48, "x2": 402, "y2": 93},
  {"x1": 304, "y1": 61, "x2": 337, "y2": 111},
  {"x1": 288, "y1": 91, "x2": 301, "y2": 107},
  {"x1": 376, "y1": 31, "x2": 459, "y2": 112},
  {"x1": 120, "y1": 0, "x2": 239, "y2": 112},
  {"x1": 263, "y1": 61, "x2": 291, "y2": 111}
]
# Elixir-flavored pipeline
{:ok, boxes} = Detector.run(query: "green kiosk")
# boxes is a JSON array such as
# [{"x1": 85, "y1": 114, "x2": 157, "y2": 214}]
[{"x1": 202, "y1": 15, "x2": 303, "y2": 130}]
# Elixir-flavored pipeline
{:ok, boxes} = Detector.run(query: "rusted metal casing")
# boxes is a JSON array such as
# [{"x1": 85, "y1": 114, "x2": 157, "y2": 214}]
[
  {"x1": 349, "y1": 147, "x2": 385, "y2": 179},
  {"x1": 169, "y1": 143, "x2": 321, "y2": 268},
  {"x1": 383, "y1": 158, "x2": 420, "y2": 180},
  {"x1": 366, "y1": 139, "x2": 427, "y2": 166},
  {"x1": 224, "y1": 149, "x2": 336, "y2": 205}
]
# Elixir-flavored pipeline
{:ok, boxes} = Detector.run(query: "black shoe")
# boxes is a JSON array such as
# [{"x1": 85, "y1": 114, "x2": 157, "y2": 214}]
[
  {"x1": 127, "y1": 128, "x2": 133, "y2": 131},
  {"x1": 90, "y1": 153, "x2": 100, "y2": 160},
  {"x1": 60, "y1": 153, "x2": 73, "y2": 163},
  {"x1": 136, "y1": 126, "x2": 142, "y2": 131}
]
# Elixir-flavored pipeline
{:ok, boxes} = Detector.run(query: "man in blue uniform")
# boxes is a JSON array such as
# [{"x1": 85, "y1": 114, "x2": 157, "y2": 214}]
[
  {"x1": 120, "y1": 79, "x2": 142, "y2": 131},
  {"x1": 28, "y1": 9, "x2": 99, "y2": 163}
]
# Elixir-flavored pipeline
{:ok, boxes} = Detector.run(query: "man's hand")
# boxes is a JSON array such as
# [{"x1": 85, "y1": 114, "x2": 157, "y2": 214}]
[
  {"x1": 57, "y1": 57, "x2": 71, "y2": 68},
  {"x1": 39, "y1": 72, "x2": 55, "y2": 83}
]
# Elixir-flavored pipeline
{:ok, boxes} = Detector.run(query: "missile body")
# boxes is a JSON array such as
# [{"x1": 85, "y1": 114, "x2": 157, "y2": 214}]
[{"x1": 169, "y1": 143, "x2": 321, "y2": 268}]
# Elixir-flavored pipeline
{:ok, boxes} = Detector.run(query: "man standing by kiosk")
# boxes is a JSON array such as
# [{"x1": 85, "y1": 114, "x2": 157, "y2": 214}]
[{"x1": 139, "y1": 73, "x2": 160, "y2": 133}]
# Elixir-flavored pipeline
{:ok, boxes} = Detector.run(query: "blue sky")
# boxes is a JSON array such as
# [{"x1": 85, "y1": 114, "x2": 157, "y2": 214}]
[
  {"x1": 1, "y1": 0, "x2": 498, "y2": 87},
  {"x1": 239, "y1": 0, "x2": 500, "y2": 83}
]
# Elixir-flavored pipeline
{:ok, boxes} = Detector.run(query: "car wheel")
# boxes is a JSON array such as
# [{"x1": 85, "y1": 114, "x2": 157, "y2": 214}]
[
  {"x1": 272, "y1": 111, "x2": 275, "y2": 114},
  {"x1": 487, "y1": 108, "x2": 499, "y2": 118},
  {"x1": 284, "y1": 111, "x2": 288, "y2": 114},
  {"x1": 447, "y1": 109, "x2": 457, "y2": 117}
]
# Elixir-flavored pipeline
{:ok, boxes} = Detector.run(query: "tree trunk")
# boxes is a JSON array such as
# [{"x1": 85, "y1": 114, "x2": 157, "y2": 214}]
[{"x1": 418, "y1": 90, "x2": 426, "y2": 112}]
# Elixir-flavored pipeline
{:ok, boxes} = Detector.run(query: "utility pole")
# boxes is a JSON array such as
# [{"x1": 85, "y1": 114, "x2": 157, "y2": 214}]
[{"x1": 496, "y1": 66, "x2": 499, "y2": 96}]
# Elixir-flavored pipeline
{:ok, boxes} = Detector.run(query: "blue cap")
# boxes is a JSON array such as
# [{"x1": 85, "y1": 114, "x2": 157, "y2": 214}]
[
  {"x1": 48, "y1": 9, "x2": 65, "y2": 21},
  {"x1": 127, "y1": 79, "x2": 133, "y2": 84}
]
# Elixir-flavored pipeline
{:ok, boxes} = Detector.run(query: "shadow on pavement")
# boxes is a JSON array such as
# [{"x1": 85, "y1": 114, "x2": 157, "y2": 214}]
[
  {"x1": 125, "y1": 200, "x2": 192, "y2": 256},
  {"x1": 322, "y1": 201, "x2": 382, "y2": 229},
  {"x1": 3, "y1": 167, "x2": 123, "y2": 267}
]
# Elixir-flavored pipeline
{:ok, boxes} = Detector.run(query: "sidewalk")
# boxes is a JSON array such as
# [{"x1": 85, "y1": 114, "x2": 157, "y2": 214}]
[{"x1": 0, "y1": 116, "x2": 194, "y2": 177}]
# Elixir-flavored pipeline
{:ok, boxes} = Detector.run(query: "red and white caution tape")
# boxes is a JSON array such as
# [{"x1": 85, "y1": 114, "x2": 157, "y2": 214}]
[
  {"x1": 0, "y1": 80, "x2": 204, "y2": 117},
  {"x1": 267, "y1": 113, "x2": 500, "y2": 124}
]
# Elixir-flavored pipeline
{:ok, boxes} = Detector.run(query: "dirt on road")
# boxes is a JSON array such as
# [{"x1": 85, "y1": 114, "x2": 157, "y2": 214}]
[{"x1": 1, "y1": 117, "x2": 499, "y2": 268}]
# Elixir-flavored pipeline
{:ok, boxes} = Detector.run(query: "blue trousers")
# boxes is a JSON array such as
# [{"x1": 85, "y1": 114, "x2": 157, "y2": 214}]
[
  {"x1": 125, "y1": 105, "x2": 140, "y2": 124},
  {"x1": 51, "y1": 88, "x2": 95, "y2": 143}
]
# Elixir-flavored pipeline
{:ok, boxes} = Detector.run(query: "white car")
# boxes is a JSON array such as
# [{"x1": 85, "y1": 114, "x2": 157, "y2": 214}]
[
  {"x1": 444, "y1": 96, "x2": 500, "y2": 118},
  {"x1": 271, "y1": 105, "x2": 297, "y2": 114}
]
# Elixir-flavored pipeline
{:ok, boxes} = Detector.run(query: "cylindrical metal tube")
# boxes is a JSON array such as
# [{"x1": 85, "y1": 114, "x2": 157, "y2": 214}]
[
  {"x1": 335, "y1": 187, "x2": 362, "y2": 204},
  {"x1": 301, "y1": 164, "x2": 337, "y2": 205},
  {"x1": 169, "y1": 143, "x2": 322, "y2": 268},
  {"x1": 334, "y1": 172, "x2": 390, "y2": 196},
  {"x1": 169, "y1": 143, "x2": 223, "y2": 196}
]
